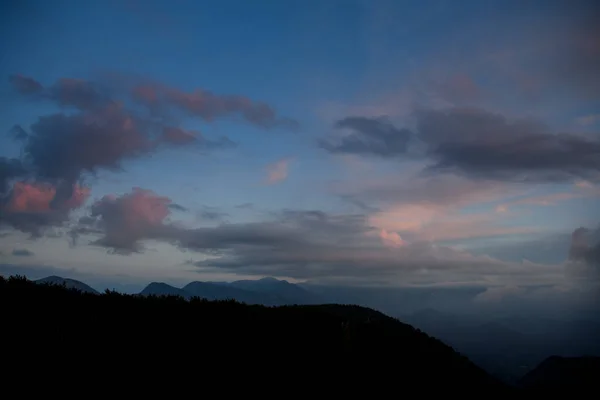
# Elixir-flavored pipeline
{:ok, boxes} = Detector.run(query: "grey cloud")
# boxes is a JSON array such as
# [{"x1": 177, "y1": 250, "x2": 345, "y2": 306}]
[
  {"x1": 416, "y1": 107, "x2": 600, "y2": 183},
  {"x1": 9, "y1": 75, "x2": 43, "y2": 95},
  {"x1": 197, "y1": 207, "x2": 229, "y2": 222},
  {"x1": 336, "y1": 173, "x2": 509, "y2": 209},
  {"x1": 73, "y1": 198, "x2": 565, "y2": 286},
  {"x1": 568, "y1": 225, "x2": 600, "y2": 276},
  {"x1": 50, "y1": 78, "x2": 111, "y2": 110},
  {"x1": 168, "y1": 203, "x2": 188, "y2": 212},
  {"x1": 131, "y1": 82, "x2": 298, "y2": 130},
  {"x1": 11, "y1": 248, "x2": 34, "y2": 257},
  {"x1": 160, "y1": 127, "x2": 237, "y2": 150},
  {"x1": 323, "y1": 107, "x2": 600, "y2": 183},
  {"x1": 319, "y1": 116, "x2": 411, "y2": 158},
  {"x1": 85, "y1": 188, "x2": 172, "y2": 253}
]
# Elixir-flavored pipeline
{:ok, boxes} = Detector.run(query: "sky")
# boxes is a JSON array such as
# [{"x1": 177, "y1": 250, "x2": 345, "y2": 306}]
[{"x1": 0, "y1": 0, "x2": 599, "y2": 306}]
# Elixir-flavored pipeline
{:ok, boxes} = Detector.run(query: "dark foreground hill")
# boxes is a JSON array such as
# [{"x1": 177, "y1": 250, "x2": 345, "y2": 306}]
[{"x1": 0, "y1": 275, "x2": 509, "y2": 394}]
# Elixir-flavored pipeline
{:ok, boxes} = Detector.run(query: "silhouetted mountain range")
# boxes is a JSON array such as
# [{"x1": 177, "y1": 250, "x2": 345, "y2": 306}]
[
  {"x1": 7, "y1": 273, "x2": 598, "y2": 389},
  {"x1": 1, "y1": 275, "x2": 510, "y2": 393},
  {"x1": 140, "y1": 276, "x2": 318, "y2": 305}
]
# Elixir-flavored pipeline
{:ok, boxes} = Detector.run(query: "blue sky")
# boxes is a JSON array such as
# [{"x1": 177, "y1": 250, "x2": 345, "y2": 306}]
[{"x1": 0, "y1": 0, "x2": 599, "y2": 299}]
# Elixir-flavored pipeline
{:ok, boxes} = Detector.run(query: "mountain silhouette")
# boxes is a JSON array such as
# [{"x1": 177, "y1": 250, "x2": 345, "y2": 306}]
[
  {"x1": 139, "y1": 282, "x2": 189, "y2": 298},
  {"x1": 34, "y1": 275, "x2": 99, "y2": 294},
  {"x1": 228, "y1": 277, "x2": 318, "y2": 304},
  {"x1": 1, "y1": 274, "x2": 510, "y2": 393},
  {"x1": 139, "y1": 277, "x2": 315, "y2": 305}
]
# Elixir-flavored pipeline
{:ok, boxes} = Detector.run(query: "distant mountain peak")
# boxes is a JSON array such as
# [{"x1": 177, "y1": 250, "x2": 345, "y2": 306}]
[
  {"x1": 140, "y1": 282, "x2": 189, "y2": 298},
  {"x1": 259, "y1": 277, "x2": 282, "y2": 282},
  {"x1": 35, "y1": 275, "x2": 99, "y2": 294}
]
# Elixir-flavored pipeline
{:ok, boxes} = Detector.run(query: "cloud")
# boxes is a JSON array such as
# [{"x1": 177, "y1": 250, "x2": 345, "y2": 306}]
[
  {"x1": 70, "y1": 197, "x2": 566, "y2": 286},
  {"x1": 495, "y1": 192, "x2": 582, "y2": 213},
  {"x1": 131, "y1": 81, "x2": 298, "y2": 129},
  {"x1": 50, "y1": 78, "x2": 110, "y2": 110},
  {"x1": 567, "y1": 225, "x2": 600, "y2": 278},
  {"x1": 575, "y1": 114, "x2": 600, "y2": 126},
  {"x1": 4, "y1": 74, "x2": 241, "y2": 234},
  {"x1": 370, "y1": 205, "x2": 535, "y2": 243},
  {"x1": 86, "y1": 188, "x2": 172, "y2": 253},
  {"x1": 160, "y1": 127, "x2": 236, "y2": 149},
  {"x1": 332, "y1": 172, "x2": 535, "y2": 243},
  {"x1": 9, "y1": 75, "x2": 43, "y2": 95},
  {"x1": 197, "y1": 206, "x2": 229, "y2": 222},
  {"x1": 265, "y1": 158, "x2": 292, "y2": 185},
  {"x1": 323, "y1": 107, "x2": 600, "y2": 184},
  {"x1": 167, "y1": 203, "x2": 188, "y2": 212},
  {"x1": 433, "y1": 73, "x2": 481, "y2": 104},
  {"x1": 11, "y1": 248, "x2": 34, "y2": 257},
  {"x1": 416, "y1": 107, "x2": 600, "y2": 183},
  {"x1": 377, "y1": 229, "x2": 406, "y2": 248},
  {"x1": 319, "y1": 116, "x2": 411, "y2": 157},
  {"x1": 1, "y1": 182, "x2": 90, "y2": 236}
]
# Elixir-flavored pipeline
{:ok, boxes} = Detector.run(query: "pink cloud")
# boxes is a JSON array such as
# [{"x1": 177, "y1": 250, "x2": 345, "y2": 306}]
[
  {"x1": 90, "y1": 188, "x2": 172, "y2": 252},
  {"x1": 495, "y1": 192, "x2": 581, "y2": 213},
  {"x1": 265, "y1": 158, "x2": 293, "y2": 185},
  {"x1": 378, "y1": 229, "x2": 406, "y2": 248},
  {"x1": 370, "y1": 205, "x2": 535, "y2": 242},
  {"x1": 5, "y1": 182, "x2": 89, "y2": 213}
]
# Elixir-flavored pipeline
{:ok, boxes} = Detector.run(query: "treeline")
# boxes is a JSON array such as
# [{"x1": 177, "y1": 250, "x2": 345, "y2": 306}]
[{"x1": 0, "y1": 275, "x2": 509, "y2": 394}]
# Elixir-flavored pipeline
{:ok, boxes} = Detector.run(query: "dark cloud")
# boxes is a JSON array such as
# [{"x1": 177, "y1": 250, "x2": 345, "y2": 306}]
[
  {"x1": 323, "y1": 107, "x2": 600, "y2": 183},
  {"x1": 568, "y1": 226, "x2": 600, "y2": 275},
  {"x1": 50, "y1": 78, "x2": 110, "y2": 110},
  {"x1": 21, "y1": 105, "x2": 151, "y2": 183},
  {"x1": 9, "y1": 75, "x2": 43, "y2": 95},
  {"x1": 160, "y1": 127, "x2": 236, "y2": 149},
  {"x1": 11, "y1": 248, "x2": 34, "y2": 257},
  {"x1": 320, "y1": 116, "x2": 411, "y2": 157},
  {"x1": 131, "y1": 82, "x2": 298, "y2": 129},
  {"x1": 197, "y1": 206, "x2": 229, "y2": 222},
  {"x1": 168, "y1": 203, "x2": 188, "y2": 212},
  {"x1": 416, "y1": 107, "x2": 600, "y2": 183}
]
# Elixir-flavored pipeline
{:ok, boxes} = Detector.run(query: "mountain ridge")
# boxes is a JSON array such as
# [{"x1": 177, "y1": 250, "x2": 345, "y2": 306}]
[
  {"x1": 34, "y1": 275, "x2": 99, "y2": 294},
  {"x1": 0, "y1": 274, "x2": 510, "y2": 393}
]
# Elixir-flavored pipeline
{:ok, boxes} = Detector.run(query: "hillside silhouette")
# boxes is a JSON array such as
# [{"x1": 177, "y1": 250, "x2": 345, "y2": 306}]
[{"x1": 1, "y1": 275, "x2": 510, "y2": 393}]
